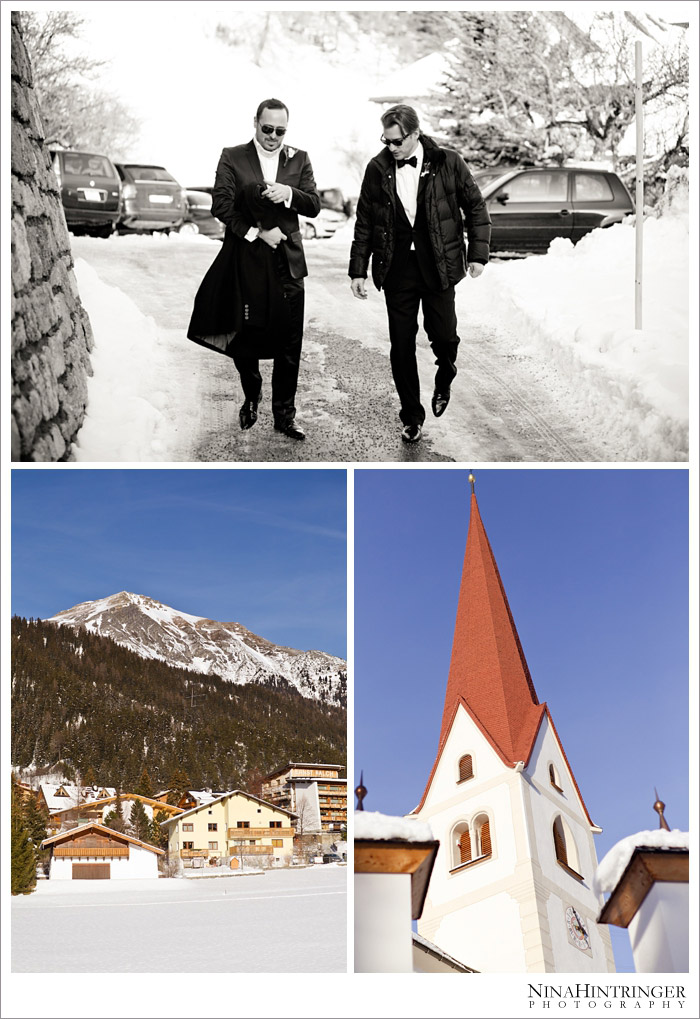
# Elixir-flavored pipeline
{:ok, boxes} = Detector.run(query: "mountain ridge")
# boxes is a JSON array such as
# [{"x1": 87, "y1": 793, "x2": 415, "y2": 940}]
[{"x1": 49, "y1": 592, "x2": 346, "y2": 707}]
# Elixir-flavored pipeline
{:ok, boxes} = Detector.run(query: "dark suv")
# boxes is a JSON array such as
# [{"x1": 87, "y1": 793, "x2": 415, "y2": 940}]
[
  {"x1": 115, "y1": 163, "x2": 187, "y2": 233},
  {"x1": 479, "y1": 167, "x2": 635, "y2": 253},
  {"x1": 50, "y1": 149, "x2": 122, "y2": 237}
]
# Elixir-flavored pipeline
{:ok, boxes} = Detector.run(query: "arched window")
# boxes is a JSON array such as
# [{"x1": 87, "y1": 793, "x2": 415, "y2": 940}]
[
  {"x1": 549, "y1": 763, "x2": 563, "y2": 792},
  {"x1": 553, "y1": 815, "x2": 583, "y2": 879},
  {"x1": 458, "y1": 754, "x2": 473, "y2": 782},
  {"x1": 450, "y1": 813, "x2": 492, "y2": 870},
  {"x1": 451, "y1": 821, "x2": 471, "y2": 868},
  {"x1": 472, "y1": 813, "x2": 492, "y2": 859}
]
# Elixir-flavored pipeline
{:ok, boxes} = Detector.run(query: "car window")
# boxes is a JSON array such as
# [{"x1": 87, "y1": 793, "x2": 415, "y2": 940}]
[
  {"x1": 494, "y1": 172, "x2": 568, "y2": 202},
  {"x1": 124, "y1": 166, "x2": 177, "y2": 183},
  {"x1": 573, "y1": 173, "x2": 614, "y2": 201},
  {"x1": 63, "y1": 154, "x2": 114, "y2": 178}
]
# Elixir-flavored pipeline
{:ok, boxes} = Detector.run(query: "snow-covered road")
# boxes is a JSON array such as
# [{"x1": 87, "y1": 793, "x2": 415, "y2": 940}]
[
  {"x1": 12, "y1": 866, "x2": 346, "y2": 972},
  {"x1": 69, "y1": 213, "x2": 688, "y2": 463}
]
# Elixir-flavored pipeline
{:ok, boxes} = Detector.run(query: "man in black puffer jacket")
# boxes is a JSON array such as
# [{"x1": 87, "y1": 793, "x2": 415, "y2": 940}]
[{"x1": 349, "y1": 105, "x2": 491, "y2": 443}]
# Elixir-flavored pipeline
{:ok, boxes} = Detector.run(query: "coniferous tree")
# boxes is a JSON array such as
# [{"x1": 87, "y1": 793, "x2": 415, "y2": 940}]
[
  {"x1": 149, "y1": 810, "x2": 170, "y2": 849},
  {"x1": 167, "y1": 768, "x2": 192, "y2": 807},
  {"x1": 129, "y1": 799, "x2": 151, "y2": 843},
  {"x1": 134, "y1": 766, "x2": 155, "y2": 799},
  {"x1": 11, "y1": 778, "x2": 37, "y2": 895}
]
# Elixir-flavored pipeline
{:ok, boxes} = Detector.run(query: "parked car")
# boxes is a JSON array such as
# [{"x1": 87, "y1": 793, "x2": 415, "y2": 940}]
[
  {"x1": 50, "y1": 149, "x2": 122, "y2": 238},
  {"x1": 299, "y1": 207, "x2": 347, "y2": 240},
  {"x1": 180, "y1": 188, "x2": 225, "y2": 239},
  {"x1": 480, "y1": 166, "x2": 635, "y2": 254},
  {"x1": 115, "y1": 163, "x2": 187, "y2": 233},
  {"x1": 472, "y1": 167, "x2": 515, "y2": 191}
]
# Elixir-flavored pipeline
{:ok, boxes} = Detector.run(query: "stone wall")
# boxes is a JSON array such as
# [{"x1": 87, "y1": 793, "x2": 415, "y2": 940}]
[{"x1": 11, "y1": 11, "x2": 93, "y2": 462}]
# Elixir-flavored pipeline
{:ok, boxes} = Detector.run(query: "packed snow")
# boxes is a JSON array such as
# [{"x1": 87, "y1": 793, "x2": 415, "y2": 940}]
[
  {"x1": 69, "y1": 193, "x2": 689, "y2": 462},
  {"x1": 354, "y1": 810, "x2": 434, "y2": 842},
  {"x1": 593, "y1": 828, "x2": 689, "y2": 896},
  {"x1": 12, "y1": 866, "x2": 346, "y2": 972}
]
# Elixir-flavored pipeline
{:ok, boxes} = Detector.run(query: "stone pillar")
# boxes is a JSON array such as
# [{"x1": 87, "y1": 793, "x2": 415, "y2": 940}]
[{"x1": 11, "y1": 11, "x2": 94, "y2": 461}]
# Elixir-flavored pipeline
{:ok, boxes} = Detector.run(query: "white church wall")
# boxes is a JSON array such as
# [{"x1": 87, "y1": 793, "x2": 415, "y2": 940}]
[
  {"x1": 427, "y1": 705, "x2": 507, "y2": 804},
  {"x1": 429, "y1": 891, "x2": 527, "y2": 972},
  {"x1": 355, "y1": 873, "x2": 413, "y2": 972},
  {"x1": 545, "y1": 892, "x2": 611, "y2": 971},
  {"x1": 628, "y1": 882, "x2": 689, "y2": 973}
]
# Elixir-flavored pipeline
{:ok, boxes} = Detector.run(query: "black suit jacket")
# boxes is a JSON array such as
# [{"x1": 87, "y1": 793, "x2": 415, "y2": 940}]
[
  {"x1": 212, "y1": 141, "x2": 321, "y2": 279},
  {"x1": 187, "y1": 141, "x2": 320, "y2": 354}
]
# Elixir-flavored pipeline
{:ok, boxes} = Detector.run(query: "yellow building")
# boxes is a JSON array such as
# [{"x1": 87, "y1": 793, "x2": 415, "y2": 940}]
[{"x1": 160, "y1": 790, "x2": 296, "y2": 870}]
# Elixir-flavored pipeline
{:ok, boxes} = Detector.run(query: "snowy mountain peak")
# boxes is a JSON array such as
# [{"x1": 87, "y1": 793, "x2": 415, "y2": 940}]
[{"x1": 49, "y1": 593, "x2": 346, "y2": 706}]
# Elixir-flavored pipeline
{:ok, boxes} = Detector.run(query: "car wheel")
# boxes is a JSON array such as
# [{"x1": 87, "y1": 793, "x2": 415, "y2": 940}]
[
  {"x1": 178, "y1": 222, "x2": 200, "y2": 235},
  {"x1": 301, "y1": 221, "x2": 317, "y2": 241}
]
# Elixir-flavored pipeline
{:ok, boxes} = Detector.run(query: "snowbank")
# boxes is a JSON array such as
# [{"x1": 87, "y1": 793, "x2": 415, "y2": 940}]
[
  {"x1": 593, "y1": 829, "x2": 689, "y2": 896},
  {"x1": 478, "y1": 206, "x2": 689, "y2": 460},
  {"x1": 354, "y1": 810, "x2": 434, "y2": 842},
  {"x1": 71, "y1": 259, "x2": 179, "y2": 461}
]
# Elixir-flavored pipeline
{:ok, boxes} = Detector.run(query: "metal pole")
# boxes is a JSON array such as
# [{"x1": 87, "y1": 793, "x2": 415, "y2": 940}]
[{"x1": 635, "y1": 40, "x2": 643, "y2": 330}]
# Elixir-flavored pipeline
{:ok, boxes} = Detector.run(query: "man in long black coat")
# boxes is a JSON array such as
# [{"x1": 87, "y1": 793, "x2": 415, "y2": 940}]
[
  {"x1": 188, "y1": 98, "x2": 320, "y2": 440},
  {"x1": 349, "y1": 104, "x2": 491, "y2": 444}
]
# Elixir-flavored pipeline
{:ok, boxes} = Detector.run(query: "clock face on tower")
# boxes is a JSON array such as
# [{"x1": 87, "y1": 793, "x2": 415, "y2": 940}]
[{"x1": 565, "y1": 906, "x2": 591, "y2": 951}]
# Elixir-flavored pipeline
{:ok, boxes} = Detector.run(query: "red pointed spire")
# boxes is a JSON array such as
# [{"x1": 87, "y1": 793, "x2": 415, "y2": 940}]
[
  {"x1": 439, "y1": 491, "x2": 544, "y2": 763},
  {"x1": 413, "y1": 488, "x2": 547, "y2": 812}
]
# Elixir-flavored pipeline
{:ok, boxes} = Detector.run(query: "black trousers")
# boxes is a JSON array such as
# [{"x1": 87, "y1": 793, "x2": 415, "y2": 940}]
[
  {"x1": 383, "y1": 252, "x2": 459, "y2": 426},
  {"x1": 232, "y1": 253, "x2": 305, "y2": 427}
]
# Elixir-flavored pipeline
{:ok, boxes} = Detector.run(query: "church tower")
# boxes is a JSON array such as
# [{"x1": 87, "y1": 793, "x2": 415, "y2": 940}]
[{"x1": 410, "y1": 482, "x2": 616, "y2": 973}]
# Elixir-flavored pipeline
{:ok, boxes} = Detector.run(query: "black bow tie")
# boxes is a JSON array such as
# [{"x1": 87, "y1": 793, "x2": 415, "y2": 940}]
[{"x1": 396, "y1": 156, "x2": 417, "y2": 169}]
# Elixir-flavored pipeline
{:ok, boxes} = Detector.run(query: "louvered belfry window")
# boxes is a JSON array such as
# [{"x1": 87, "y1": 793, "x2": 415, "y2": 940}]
[
  {"x1": 459, "y1": 829, "x2": 472, "y2": 864},
  {"x1": 458, "y1": 755, "x2": 473, "y2": 782},
  {"x1": 479, "y1": 818, "x2": 492, "y2": 858},
  {"x1": 553, "y1": 819, "x2": 567, "y2": 866}
]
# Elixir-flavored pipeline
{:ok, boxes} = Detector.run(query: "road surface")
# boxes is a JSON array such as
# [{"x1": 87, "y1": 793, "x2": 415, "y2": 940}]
[{"x1": 71, "y1": 234, "x2": 607, "y2": 462}]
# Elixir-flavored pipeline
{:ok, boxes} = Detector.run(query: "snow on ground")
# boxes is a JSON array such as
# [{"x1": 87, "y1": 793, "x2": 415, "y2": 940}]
[
  {"x1": 476, "y1": 207, "x2": 689, "y2": 461},
  {"x1": 593, "y1": 828, "x2": 689, "y2": 896},
  {"x1": 12, "y1": 866, "x2": 346, "y2": 972},
  {"x1": 70, "y1": 204, "x2": 689, "y2": 461},
  {"x1": 354, "y1": 810, "x2": 433, "y2": 842}
]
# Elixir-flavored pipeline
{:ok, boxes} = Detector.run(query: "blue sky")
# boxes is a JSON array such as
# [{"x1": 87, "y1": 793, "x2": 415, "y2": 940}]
[
  {"x1": 11, "y1": 468, "x2": 347, "y2": 658},
  {"x1": 354, "y1": 467, "x2": 690, "y2": 973}
]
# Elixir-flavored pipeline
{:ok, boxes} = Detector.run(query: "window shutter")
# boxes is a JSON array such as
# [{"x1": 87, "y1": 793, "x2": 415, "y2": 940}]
[
  {"x1": 459, "y1": 830, "x2": 472, "y2": 864},
  {"x1": 553, "y1": 821, "x2": 567, "y2": 865},
  {"x1": 459, "y1": 755, "x2": 473, "y2": 782},
  {"x1": 480, "y1": 819, "x2": 492, "y2": 857}
]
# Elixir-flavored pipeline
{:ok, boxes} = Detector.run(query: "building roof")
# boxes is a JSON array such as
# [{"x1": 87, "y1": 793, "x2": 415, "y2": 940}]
[
  {"x1": 49, "y1": 793, "x2": 183, "y2": 819},
  {"x1": 159, "y1": 789, "x2": 297, "y2": 827},
  {"x1": 39, "y1": 783, "x2": 116, "y2": 813},
  {"x1": 412, "y1": 932, "x2": 478, "y2": 973},
  {"x1": 413, "y1": 491, "x2": 595, "y2": 827},
  {"x1": 41, "y1": 822, "x2": 164, "y2": 854}
]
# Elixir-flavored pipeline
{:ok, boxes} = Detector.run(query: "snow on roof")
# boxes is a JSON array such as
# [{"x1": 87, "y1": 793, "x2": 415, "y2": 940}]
[
  {"x1": 371, "y1": 52, "x2": 449, "y2": 101},
  {"x1": 41, "y1": 822, "x2": 165, "y2": 854},
  {"x1": 160, "y1": 789, "x2": 296, "y2": 826},
  {"x1": 412, "y1": 932, "x2": 477, "y2": 973},
  {"x1": 593, "y1": 829, "x2": 689, "y2": 896},
  {"x1": 40, "y1": 784, "x2": 116, "y2": 813},
  {"x1": 354, "y1": 810, "x2": 434, "y2": 843}
]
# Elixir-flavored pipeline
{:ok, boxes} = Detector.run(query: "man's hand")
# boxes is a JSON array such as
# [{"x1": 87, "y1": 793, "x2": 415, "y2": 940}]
[
  {"x1": 258, "y1": 226, "x2": 287, "y2": 249},
  {"x1": 351, "y1": 278, "x2": 367, "y2": 300},
  {"x1": 262, "y1": 182, "x2": 292, "y2": 204},
  {"x1": 468, "y1": 262, "x2": 485, "y2": 279}
]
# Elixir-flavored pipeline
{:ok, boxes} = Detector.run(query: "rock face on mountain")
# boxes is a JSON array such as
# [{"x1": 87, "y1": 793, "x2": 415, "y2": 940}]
[{"x1": 49, "y1": 592, "x2": 346, "y2": 705}]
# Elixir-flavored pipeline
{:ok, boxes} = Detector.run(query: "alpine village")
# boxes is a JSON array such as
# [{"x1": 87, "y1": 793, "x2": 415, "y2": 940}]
[{"x1": 11, "y1": 596, "x2": 347, "y2": 892}]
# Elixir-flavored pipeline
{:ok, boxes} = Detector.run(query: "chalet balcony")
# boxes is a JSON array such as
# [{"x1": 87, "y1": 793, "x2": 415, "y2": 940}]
[
  {"x1": 180, "y1": 849, "x2": 210, "y2": 859},
  {"x1": 53, "y1": 846, "x2": 129, "y2": 858},
  {"x1": 227, "y1": 827, "x2": 295, "y2": 840}
]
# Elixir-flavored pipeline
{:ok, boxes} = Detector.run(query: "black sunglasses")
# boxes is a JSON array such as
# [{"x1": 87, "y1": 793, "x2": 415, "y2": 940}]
[
  {"x1": 260, "y1": 125, "x2": 287, "y2": 137},
  {"x1": 381, "y1": 133, "x2": 408, "y2": 148}
]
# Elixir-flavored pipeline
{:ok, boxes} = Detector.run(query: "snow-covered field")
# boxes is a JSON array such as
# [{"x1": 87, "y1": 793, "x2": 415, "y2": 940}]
[
  {"x1": 70, "y1": 202, "x2": 689, "y2": 462},
  {"x1": 12, "y1": 866, "x2": 346, "y2": 972}
]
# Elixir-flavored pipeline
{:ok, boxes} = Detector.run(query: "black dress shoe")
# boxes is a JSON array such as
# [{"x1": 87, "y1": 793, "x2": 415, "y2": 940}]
[
  {"x1": 401, "y1": 423, "x2": 422, "y2": 443},
  {"x1": 431, "y1": 389, "x2": 451, "y2": 417},
  {"x1": 239, "y1": 399, "x2": 258, "y2": 430},
  {"x1": 275, "y1": 421, "x2": 306, "y2": 441}
]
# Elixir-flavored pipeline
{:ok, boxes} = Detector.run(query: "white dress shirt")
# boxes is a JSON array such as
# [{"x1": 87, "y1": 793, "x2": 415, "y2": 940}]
[{"x1": 395, "y1": 141, "x2": 424, "y2": 249}]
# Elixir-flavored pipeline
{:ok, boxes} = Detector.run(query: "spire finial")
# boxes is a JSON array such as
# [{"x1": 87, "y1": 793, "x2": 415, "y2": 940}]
[
  {"x1": 355, "y1": 771, "x2": 367, "y2": 811},
  {"x1": 468, "y1": 471, "x2": 475, "y2": 495},
  {"x1": 653, "y1": 788, "x2": 671, "y2": 831}
]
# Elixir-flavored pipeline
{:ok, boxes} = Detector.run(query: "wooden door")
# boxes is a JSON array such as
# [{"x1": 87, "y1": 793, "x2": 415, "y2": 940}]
[{"x1": 72, "y1": 863, "x2": 111, "y2": 879}]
